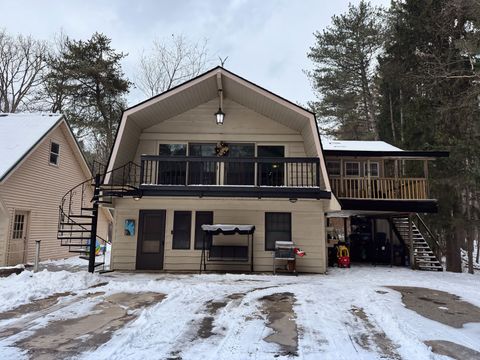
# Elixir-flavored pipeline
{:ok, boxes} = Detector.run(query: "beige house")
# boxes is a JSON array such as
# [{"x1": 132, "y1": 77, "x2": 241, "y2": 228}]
[
  {"x1": 104, "y1": 67, "x2": 340, "y2": 273},
  {"x1": 0, "y1": 113, "x2": 109, "y2": 266}
]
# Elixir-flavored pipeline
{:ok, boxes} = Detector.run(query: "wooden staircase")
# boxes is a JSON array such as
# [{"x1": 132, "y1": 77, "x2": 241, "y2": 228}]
[
  {"x1": 392, "y1": 216, "x2": 443, "y2": 271},
  {"x1": 58, "y1": 162, "x2": 141, "y2": 273}
]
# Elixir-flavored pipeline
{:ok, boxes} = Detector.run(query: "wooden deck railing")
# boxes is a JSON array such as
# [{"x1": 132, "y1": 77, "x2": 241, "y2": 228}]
[{"x1": 330, "y1": 177, "x2": 429, "y2": 200}]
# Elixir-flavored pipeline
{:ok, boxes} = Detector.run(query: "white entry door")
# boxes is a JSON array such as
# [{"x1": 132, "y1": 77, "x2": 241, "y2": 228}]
[{"x1": 8, "y1": 211, "x2": 29, "y2": 265}]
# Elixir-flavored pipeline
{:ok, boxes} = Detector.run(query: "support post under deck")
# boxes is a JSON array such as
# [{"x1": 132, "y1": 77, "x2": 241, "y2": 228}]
[
  {"x1": 88, "y1": 174, "x2": 100, "y2": 273},
  {"x1": 408, "y1": 213, "x2": 414, "y2": 270}
]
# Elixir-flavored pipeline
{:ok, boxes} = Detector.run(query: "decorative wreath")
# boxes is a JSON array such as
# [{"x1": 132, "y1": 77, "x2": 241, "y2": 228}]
[{"x1": 215, "y1": 141, "x2": 229, "y2": 157}]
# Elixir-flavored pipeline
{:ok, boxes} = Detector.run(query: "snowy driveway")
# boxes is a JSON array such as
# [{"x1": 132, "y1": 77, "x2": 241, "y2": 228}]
[{"x1": 0, "y1": 264, "x2": 480, "y2": 360}]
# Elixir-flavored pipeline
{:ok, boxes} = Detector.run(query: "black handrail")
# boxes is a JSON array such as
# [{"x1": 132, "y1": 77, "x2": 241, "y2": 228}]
[
  {"x1": 58, "y1": 161, "x2": 141, "y2": 246},
  {"x1": 414, "y1": 214, "x2": 442, "y2": 259},
  {"x1": 140, "y1": 155, "x2": 321, "y2": 188}
]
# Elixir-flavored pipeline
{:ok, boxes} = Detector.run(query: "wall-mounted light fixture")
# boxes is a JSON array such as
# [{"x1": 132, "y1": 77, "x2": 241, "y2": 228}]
[{"x1": 215, "y1": 89, "x2": 225, "y2": 125}]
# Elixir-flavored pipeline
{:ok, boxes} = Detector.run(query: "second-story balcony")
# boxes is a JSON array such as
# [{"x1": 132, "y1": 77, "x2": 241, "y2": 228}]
[
  {"x1": 137, "y1": 155, "x2": 330, "y2": 199},
  {"x1": 330, "y1": 176, "x2": 429, "y2": 200}
]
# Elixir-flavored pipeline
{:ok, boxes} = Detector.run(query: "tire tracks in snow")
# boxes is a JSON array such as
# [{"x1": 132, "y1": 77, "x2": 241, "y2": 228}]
[{"x1": 167, "y1": 285, "x2": 282, "y2": 360}]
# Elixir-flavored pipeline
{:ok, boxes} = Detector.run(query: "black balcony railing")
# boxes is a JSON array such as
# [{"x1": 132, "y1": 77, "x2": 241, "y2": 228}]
[{"x1": 140, "y1": 155, "x2": 321, "y2": 188}]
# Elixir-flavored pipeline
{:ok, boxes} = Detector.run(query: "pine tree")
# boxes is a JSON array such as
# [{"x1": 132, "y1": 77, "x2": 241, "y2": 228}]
[
  {"x1": 307, "y1": 1, "x2": 385, "y2": 139},
  {"x1": 45, "y1": 33, "x2": 131, "y2": 165},
  {"x1": 377, "y1": 0, "x2": 480, "y2": 272}
]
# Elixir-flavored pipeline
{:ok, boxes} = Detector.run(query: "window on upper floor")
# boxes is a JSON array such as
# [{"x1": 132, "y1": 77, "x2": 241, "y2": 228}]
[
  {"x1": 345, "y1": 161, "x2": 360, "y2": 177},
  {"x1": 157, "y1": 144, "x2": 187, "y2": 185},
  {"x1": 364, "y1": 162, "x2": 379, "y2": 177},
  {"x1": 49, "y1": 142, "x2": 60, "y2": 166},
  {"x1": 326, "y1": 161, "x2": 341, "y2": 176}
]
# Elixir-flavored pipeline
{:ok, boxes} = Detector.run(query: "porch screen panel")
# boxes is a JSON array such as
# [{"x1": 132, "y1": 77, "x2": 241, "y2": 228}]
[
  {"x1": 189, "y1": 144, "x2": 216, "y2": 185},
  {"x1": 194, "y1": 211, "x2": 213, "y2": 249},
  {"x1": 224, "y1": 143, "x2": 255, "y2": 185},
  {"x1": 265, "y1": 212, "x2": 291, "y2": 251},
  {"x1": 158, "y1": 144, "x2": 186, "y2": 185},
  {"x1": 172, "y1": 211, "x2": 192, "y2": 249},
  {"x1": 258, "y1": 146, "x2": 285, "y2": 186}
]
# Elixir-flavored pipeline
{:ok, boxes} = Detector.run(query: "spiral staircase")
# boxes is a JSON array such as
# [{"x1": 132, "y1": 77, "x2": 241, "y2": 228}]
[{"x1": 57, "y1": 162, "x2": 140, "y2": 273}]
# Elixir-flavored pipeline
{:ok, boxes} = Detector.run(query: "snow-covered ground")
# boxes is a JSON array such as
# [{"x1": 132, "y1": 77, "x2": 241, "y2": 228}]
[{"x1": 0, "y1": 258, "x2": 479, "y2": 360}]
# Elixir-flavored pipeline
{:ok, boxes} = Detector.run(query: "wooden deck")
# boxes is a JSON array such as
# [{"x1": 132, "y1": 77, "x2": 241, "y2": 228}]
[{"x1": 330, "y1": 177, "x2": 429, "y2": 200}]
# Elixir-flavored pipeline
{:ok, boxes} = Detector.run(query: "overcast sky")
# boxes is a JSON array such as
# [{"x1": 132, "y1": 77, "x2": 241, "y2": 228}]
[{"x1": 1, "y1": 0, "x2": 389, "y2": 106}]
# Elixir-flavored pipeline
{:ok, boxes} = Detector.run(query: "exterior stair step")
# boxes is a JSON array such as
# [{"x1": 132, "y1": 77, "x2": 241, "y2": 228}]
[
  {"x1": 58, "y1": 236, "x2": 91, "y2": 240},
  {"x1": 68, "y1": 215, "x2": 95, "y2": 219},
  {"x1": 79, "y1": 256, "x2": 105, "y2": 268},
  {"x1": 60, "y1": 222, "x2": 92, "y2": 226},
  {"x1": 68, "y1": 249, "x2": 89, "y2": 254}
]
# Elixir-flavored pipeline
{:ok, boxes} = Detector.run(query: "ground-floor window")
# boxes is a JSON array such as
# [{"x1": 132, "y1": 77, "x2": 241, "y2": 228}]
[
  {"x1": 265, "y1": 212, "x2": 291, "y2": 251},
  {"x1": 172, "y1": 211, "x2": 192, "y2": 249},
  {"x1": 194, "y1": 211, "x2": 213, "y2": 249}
]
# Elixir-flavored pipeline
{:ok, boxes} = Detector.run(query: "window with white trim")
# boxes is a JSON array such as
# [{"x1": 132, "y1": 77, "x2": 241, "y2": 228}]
[
  {"x1": 12, "y1": 213, "x2": 25, "y2": 239},
  {"x1": 364, "y1": 162, "x2": 379, "y2": 177},
  {"x1": 326, "y1": 161, "x2": 341, "y2": 176},
  {"x1": 345, "y1": 162, "x2": 360, "y2": 176},
  {"x1": 49, "y1": 142, "x2": 60, "y2": 165}
]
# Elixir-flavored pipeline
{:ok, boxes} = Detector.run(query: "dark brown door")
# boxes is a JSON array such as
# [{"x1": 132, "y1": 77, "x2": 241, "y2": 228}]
[{"x1": 136, "y1": 210, "x2": 166, "y2": 270}]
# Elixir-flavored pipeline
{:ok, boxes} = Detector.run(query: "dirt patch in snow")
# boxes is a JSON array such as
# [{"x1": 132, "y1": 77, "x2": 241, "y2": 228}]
[
  {"x1": 350, "y1": 306, "x2": 401, "y2": 359},
  {"x1": 425, "y1": 340, "x2": 480, "y2": 360},
  {"x1": 0, "y1": 266, "x2": 25, "y2": 277},
  {"x1": 0, "y1": 291, "x2": 105, "y2": 338},
  {"x1": 197, "y1": 300, "x2": 228, "y2": 339},
  {"x1": 0, "y1": 292, "x2": 74, "y2": 321},
  {"x1": 260, "y1": 292, "x2": 298, "y2": 356},
  {"x1": 15, "y1": 292, "x2": 165, "y2": 360},
  {"x1": 389, "y1": 286, "x2": 480, "y2": 328}
]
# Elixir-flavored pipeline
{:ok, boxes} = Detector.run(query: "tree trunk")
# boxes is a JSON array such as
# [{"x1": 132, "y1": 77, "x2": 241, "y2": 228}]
[
  {"x1": 476, "y1": 227, "x2": 479, "y2": 263},
  {"x1": 467, "y1": 226, "x2": 474, "y2": 274},
  {"x1": 399, "y1": 88, "x2": 405, "y2": 144},
  {"x1": 389, "y1": 92, "x2": 396, "y2": 142},
  {"x1": 446, "y1": 225, "x2": 463, "y2": 273},
  {"x1": 359, "y1": 58, "x2": 378, "y2": 140}
]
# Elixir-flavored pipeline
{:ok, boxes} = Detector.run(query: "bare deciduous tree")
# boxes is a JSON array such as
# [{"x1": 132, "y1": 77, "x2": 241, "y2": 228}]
[
  {"x1": 0, "y1": 29, "x2": 48, "y2": 113},
  {"x1": 136, "y1": 34, "x2": 210, "y2": 98}
]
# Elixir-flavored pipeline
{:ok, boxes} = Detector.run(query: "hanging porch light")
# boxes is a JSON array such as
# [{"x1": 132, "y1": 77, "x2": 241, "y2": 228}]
[
  {"x1": 215, "y1": 107, "x2": 225, "y2": 125},
  {"x1": 215, "y1": 89, "x2": 225, "y2": 125}
]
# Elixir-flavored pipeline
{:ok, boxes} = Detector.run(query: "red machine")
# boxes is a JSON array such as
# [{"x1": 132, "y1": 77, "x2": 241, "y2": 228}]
[{"x1": 337, "y1": 245, "x2": 351, "y2": 268}]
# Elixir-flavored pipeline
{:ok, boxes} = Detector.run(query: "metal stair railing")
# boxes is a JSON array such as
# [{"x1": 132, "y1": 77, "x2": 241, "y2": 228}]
[
  {"x1": 413, "y1": 214, "x2": 443, "y2": 263},
  {"x1": 57, "y1": 161, "x2": 141, "y2": 273},
  {"x1": 391, "y1": 216, "x2": 443, "y2": 271}
]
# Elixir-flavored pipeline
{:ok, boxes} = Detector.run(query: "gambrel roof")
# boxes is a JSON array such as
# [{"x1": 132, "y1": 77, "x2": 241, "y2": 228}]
[{"x1": 107, "y1": 66, "x2": 332, "y2": 190}]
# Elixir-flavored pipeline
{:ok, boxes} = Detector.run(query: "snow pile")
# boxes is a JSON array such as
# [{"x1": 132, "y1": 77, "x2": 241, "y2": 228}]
[{"x1": 0, "y1": 269, "x2": 102, "y2": 312}]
